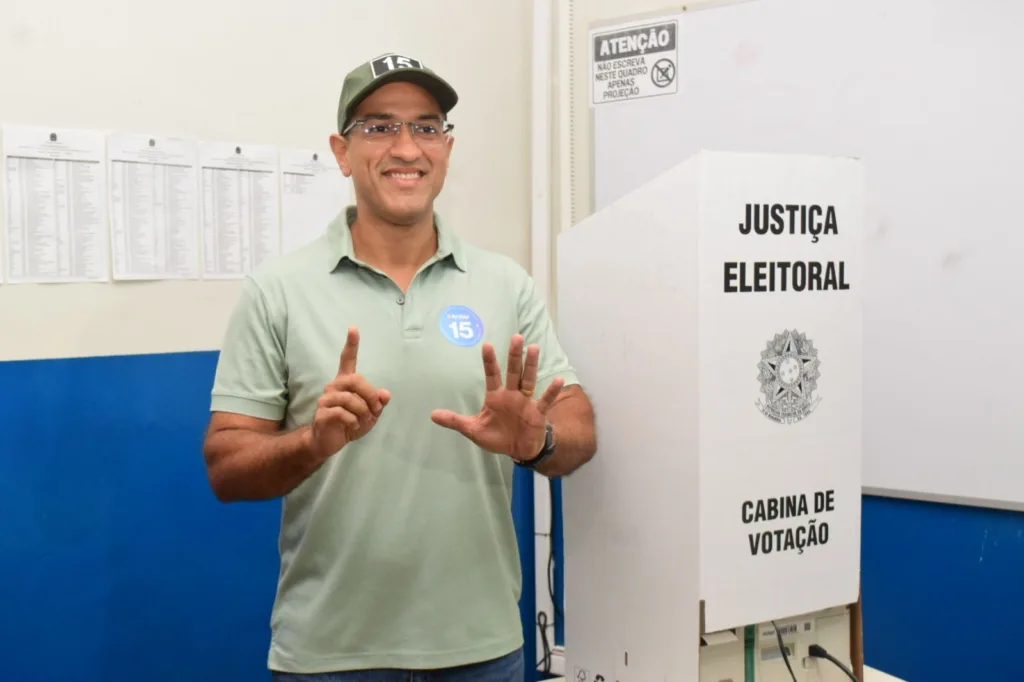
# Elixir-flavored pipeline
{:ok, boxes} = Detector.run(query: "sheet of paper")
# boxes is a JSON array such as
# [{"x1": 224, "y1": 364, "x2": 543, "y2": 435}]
[
  {"x1": 2, "y1": 125, "x2": 109, "y2": 283},
  {"x1": 107, "y1": 133, "x2": 200, "y2": 280},
  {"x1": 199, "y1": 142, "x2": 281, "y2": 279},
  {"x1": 280, "y1": 148, "x2": 350, "y2": 254}
]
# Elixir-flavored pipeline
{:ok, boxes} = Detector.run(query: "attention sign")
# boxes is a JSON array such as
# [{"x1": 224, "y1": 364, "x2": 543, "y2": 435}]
[{"x1": 590, "y1": 19, "x2": 679, "y2": 106}]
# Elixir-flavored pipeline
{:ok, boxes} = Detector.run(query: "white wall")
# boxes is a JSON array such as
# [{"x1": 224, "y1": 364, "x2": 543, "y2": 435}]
[
  {"x1": 561, "y1": 1, "x2": 686, "y2": 231},
  {"x1": 0, "y1": 0, "x2": 534, "y2": 362}
]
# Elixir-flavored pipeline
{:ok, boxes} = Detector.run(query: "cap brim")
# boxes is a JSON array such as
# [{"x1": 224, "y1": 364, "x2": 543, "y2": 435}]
[{"x1": 344, "y1": 69, "x2": 458, "y2": 127}]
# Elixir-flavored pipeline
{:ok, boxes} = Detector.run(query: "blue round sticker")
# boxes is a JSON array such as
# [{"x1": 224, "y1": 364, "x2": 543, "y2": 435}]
[{"x1": 440, "y1": 305, "x2": 484, "y2": 347}]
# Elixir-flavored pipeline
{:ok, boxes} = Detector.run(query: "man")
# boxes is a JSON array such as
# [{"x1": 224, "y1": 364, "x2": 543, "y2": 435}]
[{"x1": 202, "y1": 52, "x2": 597, "y2": 681}]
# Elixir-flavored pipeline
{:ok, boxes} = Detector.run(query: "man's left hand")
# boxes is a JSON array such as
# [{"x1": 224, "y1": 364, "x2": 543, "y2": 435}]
[{"x1": 430, "y1": 335, "x2": 564, "y2": 462}]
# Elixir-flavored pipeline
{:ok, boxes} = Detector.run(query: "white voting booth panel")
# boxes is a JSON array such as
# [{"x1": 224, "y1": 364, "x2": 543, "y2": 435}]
[{"x1": 558, "y1": 150, "x2": 863, "y2": 680}]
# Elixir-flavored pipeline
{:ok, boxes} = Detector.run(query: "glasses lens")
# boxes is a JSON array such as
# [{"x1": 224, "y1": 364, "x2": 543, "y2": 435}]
[
  {"x1": 412, "y1": 121, "x2": 443, "y2": 139},
  {"x1": 361, "y1": 119, "x2": 395, "y2": 139}
]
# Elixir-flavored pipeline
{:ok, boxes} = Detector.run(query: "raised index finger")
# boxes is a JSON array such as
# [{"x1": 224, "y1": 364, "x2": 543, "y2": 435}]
[{"x1": 338, "y1": 326, "x2": 359, "y2": 375}]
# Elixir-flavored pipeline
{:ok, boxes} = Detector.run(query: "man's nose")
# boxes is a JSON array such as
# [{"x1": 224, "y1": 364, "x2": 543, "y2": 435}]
[{"x1": 390, "y1": 124, "x2": 422, "y2": 160}]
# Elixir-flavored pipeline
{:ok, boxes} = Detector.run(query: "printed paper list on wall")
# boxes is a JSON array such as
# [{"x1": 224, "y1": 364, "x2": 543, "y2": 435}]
[
  {"x1": 0, "y1": 126, "x2": 357, "y2": 285},
  {"x1": 280, "y1": 148, "x2": 350, "y2": 255},
  {"x1": 695, "y1": 151, "x2": 864, "y2": 631},
  {"x1": 590, "y1": 19, "x2": 678, "y2": 106},
  {"x1": 107, "y1": 133, "x2": 200, "y2": 280},
  {"x1": 1, "y1": 125, "x2": 110, "y2": 284},
  {"x1": 200, "y1": 142, "x2": 281, "y2": 279}
]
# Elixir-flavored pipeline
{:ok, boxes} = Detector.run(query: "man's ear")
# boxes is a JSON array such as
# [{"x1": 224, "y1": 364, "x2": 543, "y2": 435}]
[
  {"x1": 329, "y1": 133, "x2": 351, "y2": 177},
  {"x1": 445, "y1": 135, "x2": 455, "y2": 169}
]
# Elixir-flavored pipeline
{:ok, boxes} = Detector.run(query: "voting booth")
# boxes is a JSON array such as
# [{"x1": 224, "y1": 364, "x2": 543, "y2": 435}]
[{"x1": 556, "y1": 150, "x2": 864, "y2": 682}]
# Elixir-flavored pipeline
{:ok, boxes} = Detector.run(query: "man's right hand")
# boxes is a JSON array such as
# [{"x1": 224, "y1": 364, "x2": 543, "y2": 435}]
[{"x1": 310, "y1": 326, "x2": 391, "y2": 459}]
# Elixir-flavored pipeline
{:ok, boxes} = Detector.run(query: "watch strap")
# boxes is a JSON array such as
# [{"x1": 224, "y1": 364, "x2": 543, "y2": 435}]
[{"x1": 518, "y1": 422, "x2": 556, "y2": 469}]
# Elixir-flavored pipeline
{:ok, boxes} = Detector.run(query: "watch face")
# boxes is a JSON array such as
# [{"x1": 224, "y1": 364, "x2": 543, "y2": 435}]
[{"x1": 518, "y1": 425, "x2": 555, "y2": 469}]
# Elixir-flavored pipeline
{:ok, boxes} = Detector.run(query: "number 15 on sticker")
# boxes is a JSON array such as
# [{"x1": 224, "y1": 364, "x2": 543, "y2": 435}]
[{"x1": 440, "y1": 305, "x2": 484, "y2": 347}]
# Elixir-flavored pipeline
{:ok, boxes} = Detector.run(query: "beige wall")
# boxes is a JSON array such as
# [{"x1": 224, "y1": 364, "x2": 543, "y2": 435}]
[{"x1": 0, "y1": 0, "x2": 534, "y2": 361}]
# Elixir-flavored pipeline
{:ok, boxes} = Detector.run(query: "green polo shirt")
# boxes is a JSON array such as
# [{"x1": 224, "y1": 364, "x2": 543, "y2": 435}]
[{"x1": 209, "y1": 206, "x2": 579, "y2": 673}]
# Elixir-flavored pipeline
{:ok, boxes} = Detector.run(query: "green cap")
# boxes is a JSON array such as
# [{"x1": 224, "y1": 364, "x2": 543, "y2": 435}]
[{"x1": 337, "y1": 53, "x2": 459, "y2": 132}]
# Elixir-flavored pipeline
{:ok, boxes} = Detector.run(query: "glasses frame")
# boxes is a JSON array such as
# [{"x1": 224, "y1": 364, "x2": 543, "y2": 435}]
[{"x1": 342, "y1": 117, "x2": 455, "y2": 144}]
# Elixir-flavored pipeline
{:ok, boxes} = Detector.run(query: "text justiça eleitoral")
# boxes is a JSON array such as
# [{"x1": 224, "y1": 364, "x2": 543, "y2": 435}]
[{"x1": 724, "y1": 202, "x2": 850, "y2": 294}]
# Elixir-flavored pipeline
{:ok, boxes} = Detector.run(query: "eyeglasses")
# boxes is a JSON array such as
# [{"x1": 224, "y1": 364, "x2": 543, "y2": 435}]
[{"x1": 343, "y1": 117, "x2": 454, "y2": 146}]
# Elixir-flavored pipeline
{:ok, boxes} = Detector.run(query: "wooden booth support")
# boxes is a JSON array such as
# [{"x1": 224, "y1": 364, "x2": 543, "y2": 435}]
[{"x1": 850, "y1": 587, "x2": 865, "y2": 680}]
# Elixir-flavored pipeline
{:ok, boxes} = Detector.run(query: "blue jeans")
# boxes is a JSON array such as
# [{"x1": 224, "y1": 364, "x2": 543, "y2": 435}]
[{"x1": 271, "y1": 647, "x2": 524, "y2": 682}]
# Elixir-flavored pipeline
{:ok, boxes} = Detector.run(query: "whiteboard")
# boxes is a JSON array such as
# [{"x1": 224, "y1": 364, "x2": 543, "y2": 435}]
[{"x1": 588, "y1": 0, "x2": 1024, "y2": 510}]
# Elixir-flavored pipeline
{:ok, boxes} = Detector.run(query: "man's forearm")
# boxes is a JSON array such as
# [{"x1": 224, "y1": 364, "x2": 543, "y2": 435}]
[
  {"x1": 536, "y1": 387, "x2": 597, "y2": 478},
  {"x1": 204, "y1": 425, "x2": 328, "y2": 502}
]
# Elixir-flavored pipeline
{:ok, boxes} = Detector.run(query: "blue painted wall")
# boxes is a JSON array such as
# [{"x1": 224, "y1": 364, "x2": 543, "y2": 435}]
[
  {"x1": 861, "y1": 495, "x2": 1024, "y2": 681},
  {"x1": 551, "y1": 478, "x2": 564, "y2": 648},
  {"x1": 0, "y1": 352, "x2": 537, "y2": 682}
]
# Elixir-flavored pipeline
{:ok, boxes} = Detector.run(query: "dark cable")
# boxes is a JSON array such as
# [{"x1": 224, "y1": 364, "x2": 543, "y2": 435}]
[
  {"x1": 536, "y1": 610, "x2": 552, "y2": 671},
  {"x1": 808, "y1": 644, "x2": 860, "y2": 682},
  {"x1": 771, "y1": 621, "x2": 799, "y2": 682},
  {"x1": 536, "y1": 478, "x2": 563, "y2": 673}
]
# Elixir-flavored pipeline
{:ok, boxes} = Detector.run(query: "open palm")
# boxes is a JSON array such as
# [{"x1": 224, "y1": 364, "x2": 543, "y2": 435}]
[{"x1": 431, "y1": 335, "x2": 564, "y2": 462}]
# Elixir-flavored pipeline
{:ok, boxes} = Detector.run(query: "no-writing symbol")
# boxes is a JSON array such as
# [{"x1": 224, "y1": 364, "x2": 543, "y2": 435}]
[{"x1": 651, "y1": 58, "x2": 676, "y2": 88}]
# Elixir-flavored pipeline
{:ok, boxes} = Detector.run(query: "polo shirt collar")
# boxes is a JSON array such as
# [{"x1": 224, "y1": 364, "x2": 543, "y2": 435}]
[{"x1": 326, "y1": 205, "x2": 467, "y2": 272}]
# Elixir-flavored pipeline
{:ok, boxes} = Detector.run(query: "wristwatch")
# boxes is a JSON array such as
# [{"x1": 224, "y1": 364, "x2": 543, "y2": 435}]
[{"x1": 517, "y1": 422, "x2": 556, "y2": 470}]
